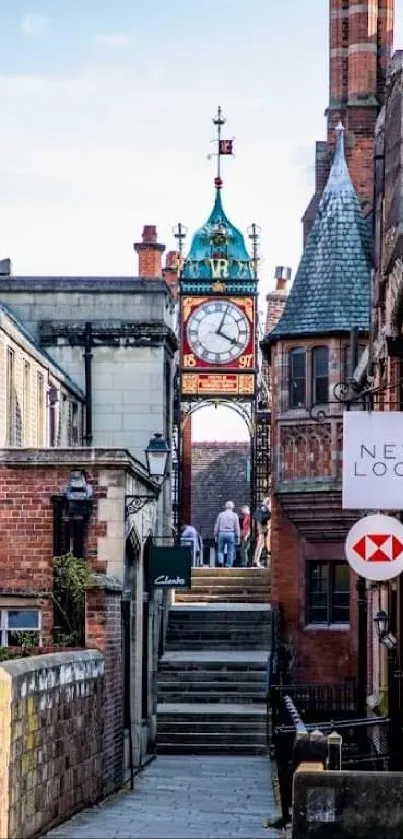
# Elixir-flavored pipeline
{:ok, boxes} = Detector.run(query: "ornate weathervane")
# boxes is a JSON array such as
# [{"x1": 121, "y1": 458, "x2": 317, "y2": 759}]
[{"x1": 207, "y1": 105, "x2": 234, "y2": 190}]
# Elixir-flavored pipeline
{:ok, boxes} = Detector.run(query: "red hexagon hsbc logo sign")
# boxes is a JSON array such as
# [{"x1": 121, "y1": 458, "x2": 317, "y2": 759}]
[{"x1": 345, "y1": 514, "x2": 403, "y2": 581}]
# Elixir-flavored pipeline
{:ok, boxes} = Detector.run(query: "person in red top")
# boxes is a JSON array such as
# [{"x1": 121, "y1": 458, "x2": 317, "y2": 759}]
[{"x1": 240, "y1": 504, "x2": 251, "y2": 566}]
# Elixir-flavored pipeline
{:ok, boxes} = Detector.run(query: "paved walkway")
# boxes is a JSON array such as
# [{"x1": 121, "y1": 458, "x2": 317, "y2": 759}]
[{"x1": 47, "y1": 755, "x2": 282, "y2": 838}]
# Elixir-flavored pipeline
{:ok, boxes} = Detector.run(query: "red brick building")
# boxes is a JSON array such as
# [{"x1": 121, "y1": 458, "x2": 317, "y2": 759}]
[
  {"x1": 303, "y1": 0, "x2": 393, "y2": 244},
  {"x1": 365, "y1": 50, "x2": 403, "y2": 711},
  {"x1": 262, "y1": 0, "x2": 394, "y2": 688},
  {"x1": 263, "y1": 125, "x2": 372, "y2": 684}
]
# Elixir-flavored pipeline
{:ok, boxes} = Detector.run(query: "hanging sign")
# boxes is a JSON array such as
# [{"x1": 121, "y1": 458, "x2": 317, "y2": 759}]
[
  {"x1": 345, "y1": 514, "x2": 403, "y2": 581},
  {"x1": 343, "y1": 411, "x2": 403, "y2": 510},
  {"x1": 146, "y1": 545, "x2": 192, "y2": 589}
]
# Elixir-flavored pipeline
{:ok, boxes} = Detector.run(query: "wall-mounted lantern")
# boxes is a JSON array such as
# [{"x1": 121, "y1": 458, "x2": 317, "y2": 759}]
[
  {"x1": 126, "y1": 433, "x2": 170, "y2": 516},
  {"x1": 373, "y1": 609, "x2": 397, "y2": 649},
  {"x1": 63, "y1": 471, "x2": 93, "y2": 521}
]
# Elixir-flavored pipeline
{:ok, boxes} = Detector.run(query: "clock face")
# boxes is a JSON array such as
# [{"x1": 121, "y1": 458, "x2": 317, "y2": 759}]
[{"x1": 186, "y1": 300, "x2": 251, "y2": 365}]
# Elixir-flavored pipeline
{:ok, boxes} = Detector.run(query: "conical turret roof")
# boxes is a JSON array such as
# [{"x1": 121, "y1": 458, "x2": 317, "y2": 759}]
[
  {"x1": 182, "y1": 188, "x2": 254, "y2": 280},
  {"x1": 267, "y1": 123, "x2": 371, "y2": 341}
]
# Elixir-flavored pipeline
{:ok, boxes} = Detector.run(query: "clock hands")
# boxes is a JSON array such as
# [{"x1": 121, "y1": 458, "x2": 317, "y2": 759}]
[
  {"x1": 217, "y1": 304, "x2": 229, "y2": 334},
  {"x1": 219, "y1": 331, "x2": 238, "y2": 346},
  {"x1": 216, "y1": 305, "x2": 238, "y2": 345}
]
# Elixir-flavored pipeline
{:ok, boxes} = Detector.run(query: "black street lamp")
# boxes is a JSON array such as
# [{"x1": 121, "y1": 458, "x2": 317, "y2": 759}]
[
  {"x1": 126, "y1": 433, "x2": 170, "y2": 516},
  {"x1": 145, "y1": 433, "x2": 170, "y2": 483},
  {"x1": 373, "y1": 609, "x2": 397, "y2": 650}
]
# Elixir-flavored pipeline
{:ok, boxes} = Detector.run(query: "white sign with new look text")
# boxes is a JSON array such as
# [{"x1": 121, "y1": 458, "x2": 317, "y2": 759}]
[{"x1": 343, "y1": 411, "x2": 403, "y2": 510}]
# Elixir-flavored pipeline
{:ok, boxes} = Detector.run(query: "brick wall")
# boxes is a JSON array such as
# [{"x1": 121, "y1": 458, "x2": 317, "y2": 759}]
[
  {"x1": 304, "y1": 0, "x2": 393, "y2": 243},
  {"x1": 191, "y1": 441, "x2": 250, "y2": 538},
  {"x1": 271, "y1": 497, "x2": 357, "y2": 685},
  {"x1": 85, "y1": 578, "x2": 123, "y2": 795},
  {"x1": 0, "y1": 650, "x2": 104, "y2": 839},
  {"x1": 0, "y1": 463, "x2": 109, "y2": 621}
]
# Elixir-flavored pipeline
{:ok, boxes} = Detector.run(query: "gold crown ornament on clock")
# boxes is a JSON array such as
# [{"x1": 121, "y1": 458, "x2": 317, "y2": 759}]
[{"x1": 186, "y1": 299, "x2": 250, "y2": 365}]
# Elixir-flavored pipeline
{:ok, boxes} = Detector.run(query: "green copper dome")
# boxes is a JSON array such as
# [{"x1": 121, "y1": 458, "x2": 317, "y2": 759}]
[{"x1": 182, "y1": 188, "x2": 254, "y2": 281}]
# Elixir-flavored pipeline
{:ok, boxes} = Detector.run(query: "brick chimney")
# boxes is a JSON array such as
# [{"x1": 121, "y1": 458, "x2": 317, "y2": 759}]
[
  {"x1": 265, "y1": 267, "x2": 291, "y2": 334},
  {"x1": 303, "y1": 0, "x2": 394, "y2": 242},
  {"x1": 162, "y1": 250, "x2": 180, "y2": 297},
  {"x1": 134, "y1": 225, "x2": 165, "y2": 278}
]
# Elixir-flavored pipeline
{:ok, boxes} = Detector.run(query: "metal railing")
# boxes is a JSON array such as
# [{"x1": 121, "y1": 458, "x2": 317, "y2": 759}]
[{"x1": 270, "y1": 689, "x2": 392, "y2": 827}]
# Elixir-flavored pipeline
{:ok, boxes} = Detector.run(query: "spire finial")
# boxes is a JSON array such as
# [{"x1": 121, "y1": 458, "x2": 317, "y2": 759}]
[
  {"x1": 324, "y1": 120, "x2": 352, "y2": 193},
  {"x1": 210, "y1": 106, "x2": 234, "y2": 190},
  {"x1": 213, "y1": 105, "x2": 225, "y2": 189}
]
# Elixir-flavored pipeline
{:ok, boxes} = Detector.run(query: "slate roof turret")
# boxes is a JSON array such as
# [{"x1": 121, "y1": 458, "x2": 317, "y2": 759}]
[{"x1": 265, "y1": 123, "x2": 371, "y2": 343}]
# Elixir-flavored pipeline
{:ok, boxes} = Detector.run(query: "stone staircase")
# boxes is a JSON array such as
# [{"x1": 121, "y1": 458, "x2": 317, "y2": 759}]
[
  {"x1": 174, "y1": 566, "x2": 270, "y2": 604},
  {"x1": 156, "y1": 568, "x2": 272, "y2": 755}
]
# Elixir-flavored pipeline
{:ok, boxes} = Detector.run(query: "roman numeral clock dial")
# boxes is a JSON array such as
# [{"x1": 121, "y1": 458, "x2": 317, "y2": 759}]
[{"x1": 186, "y1": 300, "x2": 250, "y2": 365}]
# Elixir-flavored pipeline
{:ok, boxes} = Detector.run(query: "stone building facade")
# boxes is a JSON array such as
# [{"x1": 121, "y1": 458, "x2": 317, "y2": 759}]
[
  {"x1": 0, "y1": 303, "x2": 83, "y2": 448},
  {"x1": 365, "y1": 50, "x2": 403, "y2": 709},
  {"x1": 0, "y1": 232, "x2": 178, "y2": 780}
]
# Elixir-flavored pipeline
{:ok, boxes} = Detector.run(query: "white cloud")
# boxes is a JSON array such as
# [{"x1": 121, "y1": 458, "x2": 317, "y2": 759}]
[
  {"x1": 20, "y1": 13, "x2": 49, "y2": 36},
  {"x1": 93, "y1": 32, "x2": 135, "y2": 48}
]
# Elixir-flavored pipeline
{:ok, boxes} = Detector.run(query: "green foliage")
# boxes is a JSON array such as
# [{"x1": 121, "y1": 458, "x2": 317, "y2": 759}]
[
  {"x1": 53, "y1": 553, "x2": 90, "y2": 648},
  {"x1": 0, "y1": 646, "x2": 30, "y2": 661},
  {"x1": 12, "y1": 631, "x2": 40, "y2": 649}
]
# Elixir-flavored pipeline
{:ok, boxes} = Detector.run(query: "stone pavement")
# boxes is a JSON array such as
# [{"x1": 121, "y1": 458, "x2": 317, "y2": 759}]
[{"x1": 46, "y1": 755, "x2": 283, "y2": 838}]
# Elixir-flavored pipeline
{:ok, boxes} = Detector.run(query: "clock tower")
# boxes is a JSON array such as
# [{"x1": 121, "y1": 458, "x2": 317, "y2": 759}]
[{"x1": 176, "y1": 107, "x2": 262, "y2": 531}]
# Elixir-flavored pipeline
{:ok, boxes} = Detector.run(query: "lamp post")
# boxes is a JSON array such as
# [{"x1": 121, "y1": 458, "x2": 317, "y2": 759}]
[
  {"x1": 125, "y1": 433, "x2": 170, "y2": 516},
  {"x1": 373, "y1": 608, "x2": 401, "y2": 770}
]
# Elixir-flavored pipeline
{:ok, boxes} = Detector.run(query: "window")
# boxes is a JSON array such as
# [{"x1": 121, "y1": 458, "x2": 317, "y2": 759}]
[
  {"x1": 289, "y1": 348, "x2": 306, "y2": 408},
  {"x1": 6, "y1": 347, "x2": 15, "y2": 444},
  {"x1": 0, "y1": 609, "x2": 41, "y2": 646},
  {"x1": 307, "y1": 561, "x2": 350, "y2": 625},
  {"x1": 23, "y1": 361, "x2": 31, "y2": 445},
  {"x1": 312, "y1": 346, "x2": 329, "y2": 405},
  {"x1": 37, "y1": 373, "x2": 45, "y2": 446}
]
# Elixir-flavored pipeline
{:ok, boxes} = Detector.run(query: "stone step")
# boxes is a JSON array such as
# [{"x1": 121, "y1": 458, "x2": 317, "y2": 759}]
[
  {"x1": 168, "y1": 609, "x2": 272, "y2": 623},
  {"x1": 192, "y1": 568, "x2": 270, "y2": 577},
  {"x1": 156, "y1": 742, "x2": 267, "y2": 755},
  {"x1": 189, "y1": 576, "x2": 270, "y2": 588},
  {"x1": 156, "y1": 730, "x2": 267, "y2": 746},
  {"x1": 166, "y1": 627, "x2": 271, "y2": 638},
  {"x1": 174, "y1": 593, "x2": 269, "y2": 603},
  {"x1": 156, "y1": 691, "x2": 265, "y2": 703},
  {"x1": 157, "y1": 718, "x2": 267, "y2": 732},
  {"x1": 166, "y1": 627, "x2": 271, "y2": 637},
  {"x1": 164, "y1": 641, "x2": 270, "y2": 651},
  {"x1": 158, "y1": 669, "x2": 267, "y2": 683},
  {"x1": 187, "y1": 584, "x2": 269, "y2": 593},
  {"x1": 159, "y1": 661, "x2": 268, "y2": 673},
  {"x1": 158, "y1": 682, "x2": 266, "y2": 696}
]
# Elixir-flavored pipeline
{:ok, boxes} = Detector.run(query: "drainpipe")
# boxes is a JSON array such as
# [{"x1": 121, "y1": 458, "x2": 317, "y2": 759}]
[{"x1": 84, "y1": 321, "x2": 93, "y2": 446}]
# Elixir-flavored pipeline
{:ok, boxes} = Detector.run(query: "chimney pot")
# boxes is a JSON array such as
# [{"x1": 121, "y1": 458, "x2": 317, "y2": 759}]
[
  {"x1": 274, "y1": 266, "x2": 292, "y2": 291},
  {"x1": 142, "y1": 225, "x2": 157, "y2": 244},
  {"x1": 134, "y1": 225, "x2": 165, "y2": 277}
]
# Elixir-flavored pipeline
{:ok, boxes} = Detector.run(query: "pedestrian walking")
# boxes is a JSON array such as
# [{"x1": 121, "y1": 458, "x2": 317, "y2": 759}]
[
  {"x1": 253, "y1": 496, "x2": 271, "y2": 567},
  {"x1": 213, "y1": 500, "x2": 240, "y2": 568},
  {"x1": 240, "y1": 504, "x2": 251, "y2": 566},
  {"x1": 180, "y1": 523, "x2": 203, "y2": 567}
]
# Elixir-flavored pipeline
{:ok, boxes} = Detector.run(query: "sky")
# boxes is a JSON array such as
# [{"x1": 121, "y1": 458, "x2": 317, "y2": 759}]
[{"x1": 1, "y1": 1, "x2": 402, "y2": 441}]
